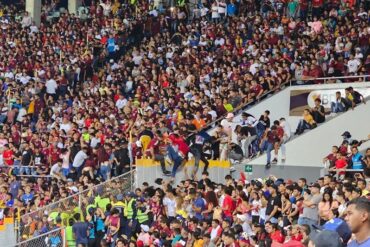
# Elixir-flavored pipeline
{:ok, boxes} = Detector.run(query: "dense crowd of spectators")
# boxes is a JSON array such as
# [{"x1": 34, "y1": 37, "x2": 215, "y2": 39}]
[
  {"x1": 6, "y1": 171, "x2": 370, "y2": 247},
  {"x1": 0, "y1": 0, "x2": 369, "y2": 246}
]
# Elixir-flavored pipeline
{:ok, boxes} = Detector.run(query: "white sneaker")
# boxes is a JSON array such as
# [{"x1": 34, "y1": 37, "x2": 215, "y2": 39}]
[{"x1": 230, "y1": 166, "x2": 236, "y2": 172}]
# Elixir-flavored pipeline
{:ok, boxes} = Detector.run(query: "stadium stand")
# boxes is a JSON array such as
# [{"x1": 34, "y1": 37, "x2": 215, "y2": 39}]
[{"x1": 0, "y1": 0, "x2": 369, "y2": 246}]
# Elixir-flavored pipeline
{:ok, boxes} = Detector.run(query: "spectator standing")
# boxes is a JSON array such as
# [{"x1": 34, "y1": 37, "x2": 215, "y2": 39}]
[
  {"x1": 299, "y1": 183, "x2": 322, "y2": 230},
  {"x1": 266, "y1": 184, "x2": 282, "y2": 224},
  {"x1": 72, "y1": 213, "x2": 89, "y2": 247}
]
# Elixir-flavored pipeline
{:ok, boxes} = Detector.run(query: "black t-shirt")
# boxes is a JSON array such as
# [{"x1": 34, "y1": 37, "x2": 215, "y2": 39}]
[
  {"x1": 33, "y1": 153, "x2": 44, "y2": 166},
  {"x1": 266, "y1": 194, "x2": 282, "y2": 218},
  {"x1": 313, "y1": 105, "x2": 325, "y2": 123},
  {"x1": 21, "y1": 150, "x2": 32, "y2": 166},
  {"x1": 114, "y1": 148, "x2": 130, "y2": 166}
]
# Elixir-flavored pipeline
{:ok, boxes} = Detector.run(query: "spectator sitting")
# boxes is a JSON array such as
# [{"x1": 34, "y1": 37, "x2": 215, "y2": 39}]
[
  {"x1": 295, "y1": 109, "x2": 316, "y2": 135},
  {"x1": 331, "y1": 91, "x2": 351, "y2": 113},
  {"x1": 311, "y1": 98, "x2": 325, "y2": 124}
]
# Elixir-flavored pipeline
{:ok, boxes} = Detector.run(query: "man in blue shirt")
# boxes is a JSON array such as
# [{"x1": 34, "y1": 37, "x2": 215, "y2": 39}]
[
  {"x1": 72, "y1": 213, "x2": 89, "y2": 246},
  {"x1": 193, "y1": 192, "x2": 205, "y2": 220},
  {"x1": 21, "y1": 185, "x2": 34, "y2": 205},
  {"x1": 227, "y1": 0, "x2": 237, "y2": 16},
  {"x1": 345, "y1": 198, "x2": 370, "y2": 247}
]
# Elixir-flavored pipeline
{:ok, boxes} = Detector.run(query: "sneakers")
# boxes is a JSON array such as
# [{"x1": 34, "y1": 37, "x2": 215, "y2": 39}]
[
  {"x1": 265, "y1": 162, "x2": 271, "y2": 169},
  {"x1": 163, "y1": 170, "x2": 171, "y2": 176},
  {"x1": 230, "y1": 166, "x2": 236, "y2": 172},
  {"x1": 281, "y1": 157, "x2": 286, "y2": 163},
  {"x1": 271, "y1": 158, "x2": 278, "y2": 164}
]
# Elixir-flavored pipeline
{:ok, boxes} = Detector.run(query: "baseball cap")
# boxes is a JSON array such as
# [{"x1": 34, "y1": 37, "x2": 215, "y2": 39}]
[
  {"x1": 116, "y1": 194, "x2": 123, "y2": 201},
  {"x1": 310, "y1": 230, "x2": 342, "y2": 247},
  {"x1": 310, "y1": 183, "x2": 321, "y2": 189},
  {"x1": 236, "y1": 214, "x2": 247, "y2": 222},
  {"x1": 140, "y1": 224, "x2": 150, "y2": 232}
]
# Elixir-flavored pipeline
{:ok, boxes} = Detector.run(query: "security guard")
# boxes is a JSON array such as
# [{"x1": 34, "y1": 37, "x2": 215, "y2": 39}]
[
  {"x1": 136, "y1": 197, "x2": 149, "y2": 232},
  {"x1": 123, "y1": 192, "x2": 137, "y2": 238},
  {"x1": 65, "y1": 218, "x2": 76, "y2": 247}
]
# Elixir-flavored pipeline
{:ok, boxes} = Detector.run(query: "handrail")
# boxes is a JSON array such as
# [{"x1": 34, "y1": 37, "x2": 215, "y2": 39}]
[
  {"x1": 329, "y1": 169, "x2": 364, "y2": 180},
  {"x1": 291, "y1": 74, "x2": 370, "y2": 85}
]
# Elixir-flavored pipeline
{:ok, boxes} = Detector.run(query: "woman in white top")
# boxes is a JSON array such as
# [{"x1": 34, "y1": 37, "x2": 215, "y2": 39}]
[
  {"x1": 211, "y1": 2, "x2": 220, "y2": 23},
  {"x1": 217, "y1": 0, "x2": 226, "y2": 21},
  {"x1": 251, "y1": 191, "x2": 262, "y2": 224}
]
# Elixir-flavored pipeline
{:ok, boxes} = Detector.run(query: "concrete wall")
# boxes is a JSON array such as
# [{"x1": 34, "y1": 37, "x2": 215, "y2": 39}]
[
  {"x1": 208, "y1": 82, "x2": 370, "y2": 142},
  {"x1": 248, "y1": 100, "x2": 370, "y2": 167},
  {"x1": 136, "y1": 159, "x2": 231, "y2": 186},
  {"x1": 232, "y1": 163, "x2": 325, "y2": 184}
]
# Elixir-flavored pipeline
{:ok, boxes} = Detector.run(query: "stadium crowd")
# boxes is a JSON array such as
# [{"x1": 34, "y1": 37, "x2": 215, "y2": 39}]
[{"x1": 0, "y1": 0, "x2": 369, "y2": 246}]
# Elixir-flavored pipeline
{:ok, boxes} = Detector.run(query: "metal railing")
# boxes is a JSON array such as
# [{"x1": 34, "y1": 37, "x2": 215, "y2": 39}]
[
  {"x1": 16, "y1": 170, "x2": 134, "y2": 243},
  {"x1": 329, "y1": 168, "x2": 364, "y2": 180},
  {"x1": 291, "y1": 74, "x2": 370, "y2": 85},
  {"x1": 12, "y1": 227, "x2": 65, "y2": 247}
]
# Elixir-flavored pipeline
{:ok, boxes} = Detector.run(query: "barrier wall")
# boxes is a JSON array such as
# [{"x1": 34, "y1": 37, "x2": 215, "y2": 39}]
[{"x1": 135, "y1": 159, "x2": 231, "y2": 186}]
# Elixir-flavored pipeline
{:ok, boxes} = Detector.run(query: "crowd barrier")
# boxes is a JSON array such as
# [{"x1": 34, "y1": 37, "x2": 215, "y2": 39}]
[
  {"x1": 16, "y1": 171, "x2": 134, "y2": 243},
  {"x1": 13, "y1": 227, "x2": 65, "y2": 247}
]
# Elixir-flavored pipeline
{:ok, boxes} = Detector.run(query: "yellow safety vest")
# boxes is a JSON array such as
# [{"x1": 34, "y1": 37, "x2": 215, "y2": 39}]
[
  {"x1": 130, "y1": 0, "x2": 137, "y2": 5},
  {"x1": 65, "y1": 226, "x2": 76, "y2": 247},
  {"x1": 123, "y1": 199, "x2": 135, "y2": 219},
  {"x1": 136, "y1": 208, "x2": 149, "y2": 223}
]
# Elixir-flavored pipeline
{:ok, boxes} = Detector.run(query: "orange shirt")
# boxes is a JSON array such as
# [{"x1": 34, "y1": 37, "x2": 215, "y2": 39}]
[{"x1": 192, "y1": 118, "x2": 206, "y2": 130}]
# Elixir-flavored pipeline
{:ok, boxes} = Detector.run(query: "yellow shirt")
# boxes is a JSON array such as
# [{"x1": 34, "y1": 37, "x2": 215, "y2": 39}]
[
  {"x1": 304, "y1": 113, "x2": 315, "y2": 125},
  {"x1": 176, "y1": 209, "x2": 187, "y2": 219},
  {"x1": 194, "y1": 239, "x2": 204, "y2": 247},
  {"x1": 362, "y1": 189, "x2": 369, "y2": 196}
]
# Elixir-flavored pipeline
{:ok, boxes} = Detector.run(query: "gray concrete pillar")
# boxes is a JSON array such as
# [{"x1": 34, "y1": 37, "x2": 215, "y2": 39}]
[
  {"x1": 26, "y1": 0, "x2": 41, "y2": 26},
  {"x1": 68, "y1": 0, "x2": 82, "y2": 15}
]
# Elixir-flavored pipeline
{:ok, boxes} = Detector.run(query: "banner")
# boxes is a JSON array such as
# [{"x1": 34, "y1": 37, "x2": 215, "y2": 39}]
[{"x1": 289, "y1": 87, "x2": 370, "y2": 116}]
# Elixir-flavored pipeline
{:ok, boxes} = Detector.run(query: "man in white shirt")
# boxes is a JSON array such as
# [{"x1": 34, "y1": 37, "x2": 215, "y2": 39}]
[
  {"x1": 214, "y1": 37, "x2": 225, "y2": 46},
  {"x1": 46, "y1": 78, "x2": 58, "y2": 95},
  {"x1": 60, "y1": 117, "x2": 72, "y2": 134},
  {"x1": 347, "y1": 55, "x2": 361, "y2": 74},
  {"x1": 21, "y1": 12, "x2": 32, "y2": 27},
  {"x1": 50, "y1": 159, "x2": 64, "y2": 180},
  {"x1": 115, "y1": 94, "x2": 127, "y2": 110},
  {"x1": 72, "y1": 147, "x2": 88, "y2": 176}
]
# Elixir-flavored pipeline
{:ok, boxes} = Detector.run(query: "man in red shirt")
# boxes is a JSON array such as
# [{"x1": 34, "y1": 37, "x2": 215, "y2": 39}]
[
  {"x1": 147, "y1": 131, "x2": 171, "y2": 176},
  {"x1": 167, "y1": 133, "x2": 189, "y2": 178},
  {"x1": 3, "y1": 144, "x2": 14, "y2": 166},
  {"x1": 222, "y1": 187, "x2": 235, "y2": 220},
  {"x1": 265, "y1": 221, "x2": 285, "y2": 244},
  {"x1": 223, "y1": 232, "x2": 240, "y2": 247}
]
